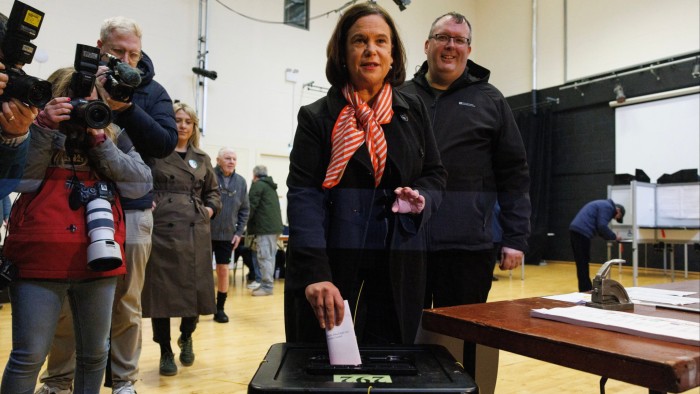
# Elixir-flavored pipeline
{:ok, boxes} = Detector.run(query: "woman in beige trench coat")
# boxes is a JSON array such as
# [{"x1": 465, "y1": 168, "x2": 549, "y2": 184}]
[{"x1": 142, "y1": 102, "x2": 221, "y2": 376}]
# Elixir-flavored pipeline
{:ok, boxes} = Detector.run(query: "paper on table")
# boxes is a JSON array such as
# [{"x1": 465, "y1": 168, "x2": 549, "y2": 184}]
[
  {"x1": 326, "y1": 300, "x2": 362, "y2": 365},
  {"x1": 626, "y1": 287, "x2": 699, "y2": 305},
  {"x1": 542, "y1": 292, "x2": 591, "y2": 304},
  {"x1": 531, "y1": 305, "x2": 700, "y2": 346}
]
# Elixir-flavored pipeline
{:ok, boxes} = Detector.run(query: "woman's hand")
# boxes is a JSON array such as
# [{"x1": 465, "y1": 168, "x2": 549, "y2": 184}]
[
  {"x1": 206, "y1": 207, "x2": 214, "y2": 218},
  {"x1": 305, "y1": 281, "x2": 345, "y2": 330},
  {"x1": 34, "y1": 97, "x2": 72, "y2": 130},
  {"x1": 392, "y1": 187, "x2": 425, "y2": 214},
  {"x1": 0, "y1": 98, "x2": 39, "y2": 137}
]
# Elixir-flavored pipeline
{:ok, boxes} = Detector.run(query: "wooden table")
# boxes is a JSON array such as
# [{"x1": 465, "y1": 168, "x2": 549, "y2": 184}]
[{"x1": 422, "y1": 280, "x2": 700, "y2": 393}]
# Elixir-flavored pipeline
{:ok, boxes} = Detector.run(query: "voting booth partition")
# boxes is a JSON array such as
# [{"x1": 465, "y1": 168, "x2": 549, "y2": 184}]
[{"x1": 608, "y1": 181, "x2": 700, "y2": 285}]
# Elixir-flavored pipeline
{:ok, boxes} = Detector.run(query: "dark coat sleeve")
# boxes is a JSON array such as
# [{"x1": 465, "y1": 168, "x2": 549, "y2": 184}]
[
  {"x1": 492, "y1": 93, "x2": 531, "y2": 252},
  {"x1": 0, "y1": 137, "x2": 28, "y2": 198},
  {"x1": 286, "y1": 103, "x2": 334, "y2": 289},
  {"x1": 113, "y1": 83, "x2": 177, "y2": 160}
]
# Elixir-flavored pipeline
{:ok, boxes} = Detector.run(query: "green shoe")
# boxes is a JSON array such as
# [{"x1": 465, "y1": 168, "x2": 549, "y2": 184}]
[
  {"x1": 159, "y1": 351, "x2": 177, "y2": 376},
  {"x1": 178, "y1": 335, "x2": 195, "y2": 366}
]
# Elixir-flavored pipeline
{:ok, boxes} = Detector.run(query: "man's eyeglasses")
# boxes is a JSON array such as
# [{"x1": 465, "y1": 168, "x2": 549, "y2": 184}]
[
  {"x1": 104, "y1": 45, "x2": 142, "y2": 64},
  {"x1": 430, "y1": 34, "x2": 470, "y2": 46}
]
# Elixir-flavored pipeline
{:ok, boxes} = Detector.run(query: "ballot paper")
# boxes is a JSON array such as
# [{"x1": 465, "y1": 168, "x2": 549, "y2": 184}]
[
  {"x1": 326, "y1": 300, "x2": 362, "y2": 365},
  {"x1": 531, "y1": 305, "x2": 700, "y2": 346},
  {"x1": 625, "y1": 287, "x2": 699, "y2": 306},
  {"x1": 542, "y1": 292, "x2": 591, "y2": 304}
]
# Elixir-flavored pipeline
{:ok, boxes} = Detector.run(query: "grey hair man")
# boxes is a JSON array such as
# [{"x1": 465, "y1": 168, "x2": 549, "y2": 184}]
[{"x1": 210, "y1": 147, "x2": 249, "y2": 322}]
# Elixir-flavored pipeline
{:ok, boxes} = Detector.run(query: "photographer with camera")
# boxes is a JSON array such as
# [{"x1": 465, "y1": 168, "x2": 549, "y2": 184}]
[
  {"x1": 0, "y1": 9, "x2": 41, "y2": 199},
  {"x1": 0, "y1": 64, "x2": 152, "y2": 394},
  {"x1": 37, "y1": 16, "x2": 177, "y2": 394}
]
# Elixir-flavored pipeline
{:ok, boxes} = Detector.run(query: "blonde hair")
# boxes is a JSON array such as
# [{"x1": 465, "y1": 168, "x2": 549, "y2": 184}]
[
  {"x1": 173, "y1": 102, "x2": 200, "y2": 148},
  {"x1": 100, "y1": 16, "x2": 142, "y2": 42}
]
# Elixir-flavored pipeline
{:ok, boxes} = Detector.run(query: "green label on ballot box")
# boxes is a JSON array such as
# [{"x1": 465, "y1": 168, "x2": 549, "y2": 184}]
[{"x1": 333, "y1": 375, "x2": 392, "y2": 383}]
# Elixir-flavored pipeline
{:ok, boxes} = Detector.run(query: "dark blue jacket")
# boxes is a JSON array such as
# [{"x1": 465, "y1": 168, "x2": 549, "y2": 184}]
[
  {"x1": 569, "y1": 199, "x2": 618, "y2": 240},
  {"x1": 113, "y1": 52, "x2": 177, "y2": 210}
]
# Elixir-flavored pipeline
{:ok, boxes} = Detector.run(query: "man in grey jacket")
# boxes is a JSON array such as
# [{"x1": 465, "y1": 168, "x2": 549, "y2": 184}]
[{"x1": 210, "y1": 148, "x2": 249, "y2": 322}]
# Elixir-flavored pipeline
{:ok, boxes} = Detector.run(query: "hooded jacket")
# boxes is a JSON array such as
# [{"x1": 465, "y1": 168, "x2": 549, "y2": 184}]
[
  {"x1": 112, "y1": 52, "x2": 178, "y2": 210},
  {"x1": 399, "y1": 60, "x2": 531, "y2": 252},
  {"x1": 247, "y1": 176, "x2": 283, "y2": 235}
]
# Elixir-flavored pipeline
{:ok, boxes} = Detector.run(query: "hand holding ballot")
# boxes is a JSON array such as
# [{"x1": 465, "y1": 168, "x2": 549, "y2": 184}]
[{"x1": 326, "y1": 300, "x2": 362, "y2": 365}]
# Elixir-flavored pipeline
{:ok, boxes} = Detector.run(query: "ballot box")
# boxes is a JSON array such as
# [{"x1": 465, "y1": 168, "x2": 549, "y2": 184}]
[{"x1": 248, "y1": 343, "x2": 478, "y2": 393}]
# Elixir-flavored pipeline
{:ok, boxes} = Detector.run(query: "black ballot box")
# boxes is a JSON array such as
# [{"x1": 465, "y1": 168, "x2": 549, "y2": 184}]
[{"x1": 248, "y1": 343, "x2": 478, "y2": 393}]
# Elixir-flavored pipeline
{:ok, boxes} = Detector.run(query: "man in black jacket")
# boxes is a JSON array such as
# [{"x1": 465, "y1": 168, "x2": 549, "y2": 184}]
[
  {"x1": 399, "y1": 12, "x2": 531, "y2": 379},
  {"x1": 37, "y1": 16, "x2": 177, "y2": 394}
]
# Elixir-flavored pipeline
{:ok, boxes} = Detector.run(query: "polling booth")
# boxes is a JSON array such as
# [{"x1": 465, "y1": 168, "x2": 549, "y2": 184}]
[{"x1": 608, "y1": 180, "x2": 700, "y2": 285}]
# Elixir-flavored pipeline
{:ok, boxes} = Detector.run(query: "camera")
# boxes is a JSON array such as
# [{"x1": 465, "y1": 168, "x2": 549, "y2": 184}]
[
  {"x1": 68, "y1": 44, "x2": 111, "y2": 129},
  {"x1": 0, "y1": 254, "x2": 18, "y2": 290},
  {"x1": 69, "y1": 180, "x2": 123, "y2": 272},
  {"x1": 0, "y1": 0, "x2": 52, "y2": 108},
  {"x1": 101, "y1": 53, "x2": 141, "y2": 103}
]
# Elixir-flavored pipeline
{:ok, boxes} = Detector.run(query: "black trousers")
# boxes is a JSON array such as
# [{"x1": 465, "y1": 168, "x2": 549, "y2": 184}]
[
  {"x1": 425, "y1": 248, "x2": 494, "y2": 378},
  {"x1": 570, "y1": 230, "x2": 593, "y2": 292},
  {"x1": 152, "y1": 316, "x2": 198, "y2": 345}
]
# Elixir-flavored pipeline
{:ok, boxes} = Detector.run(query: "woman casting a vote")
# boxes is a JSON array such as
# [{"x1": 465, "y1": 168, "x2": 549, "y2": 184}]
[{"x1": 284, "y1": 3, "x2": 446, "y2": 345}]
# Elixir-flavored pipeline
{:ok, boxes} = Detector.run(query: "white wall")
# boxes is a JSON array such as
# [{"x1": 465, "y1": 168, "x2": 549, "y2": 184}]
[{"x1": 4, "y1": 0, "x2": 698, "y2": 221}]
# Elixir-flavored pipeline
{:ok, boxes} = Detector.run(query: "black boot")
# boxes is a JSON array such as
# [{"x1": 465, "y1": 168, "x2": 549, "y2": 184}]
[
  {"x1": 159, "y1": 343, "x2": 177, "y2": 376},
  {"x1": 214, "y1": 291, "x2": 229, "y2": 323}
]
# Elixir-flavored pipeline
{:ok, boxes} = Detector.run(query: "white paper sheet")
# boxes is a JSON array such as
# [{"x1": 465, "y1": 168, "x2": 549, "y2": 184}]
[
  {"x1": 326, "y1": 300, "x2": 362, "y2": 365},
  {"x1": 531, "y1": 305, "x2": 700, "y2": 346}
]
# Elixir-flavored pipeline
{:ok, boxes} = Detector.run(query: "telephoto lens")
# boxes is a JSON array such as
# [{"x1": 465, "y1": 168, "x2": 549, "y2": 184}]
[
  {"x1": 69, "y1": 98, "x2": 112, "y2": 129},
  {"x1": 85, "y1": 198, "x2": 122, "y2": 271}
]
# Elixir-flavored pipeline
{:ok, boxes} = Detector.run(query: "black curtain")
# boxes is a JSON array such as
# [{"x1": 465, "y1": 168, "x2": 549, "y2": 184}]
[{"x1": 515, "y1": 106, "x2": 555, "y2": 264}]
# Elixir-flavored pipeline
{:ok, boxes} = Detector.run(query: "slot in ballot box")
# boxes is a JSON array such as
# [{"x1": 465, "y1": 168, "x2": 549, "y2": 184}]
[{"x1": 249, "y1": 343, "x2": 478, "y2": 393}]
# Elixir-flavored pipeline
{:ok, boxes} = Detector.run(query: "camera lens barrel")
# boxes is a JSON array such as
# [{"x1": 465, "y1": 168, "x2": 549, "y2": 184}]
[
  {"x1": 2, "y1": 69, "x2": 53, "y2": 108},
  {"x1": 85, "y1": 198, "x2": 122, "y2": 272},
  {"x1": 70, "y1": 99, "x2": 112, "y2": 129}
]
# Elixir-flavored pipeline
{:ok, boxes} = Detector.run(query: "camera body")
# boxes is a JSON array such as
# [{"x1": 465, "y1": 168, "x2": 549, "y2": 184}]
[
  {"x1": 72, "y1": 180, "x2": 116, "y2": 207},
  {"x1": 0, "y1": 0, "x2": 52, "y2": 108},
  {"x1": 101, "y1": 54, "x2": 139, "y2": 102},
  {"x1": 69, "y1": 180, "x2": 122, "y2": 272},
  {"x1": 67, "y1": 44, "x2": 112, "y2": 129}
]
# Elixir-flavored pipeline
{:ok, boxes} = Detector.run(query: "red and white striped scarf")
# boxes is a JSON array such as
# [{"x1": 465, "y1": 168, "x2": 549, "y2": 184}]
[{"x1": 322, "y1": 83, "x2": 393, "y2": 189}]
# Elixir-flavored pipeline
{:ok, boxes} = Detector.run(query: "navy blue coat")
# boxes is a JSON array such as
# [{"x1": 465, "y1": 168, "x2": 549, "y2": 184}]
[
  {"x1": 113, "y1": 52, "x2": 177, "y2": 210},
  {"x1": 569, "y1": 199, "x2": 618, "y2": 240},
  {"x1": 285, "y1": 86, "x2": 446, "y2": 344}
]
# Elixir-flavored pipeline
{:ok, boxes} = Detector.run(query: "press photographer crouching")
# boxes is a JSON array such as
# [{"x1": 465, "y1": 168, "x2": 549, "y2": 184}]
[{"x1": 0, "y1": 63, "x2": 152, "y2": 393}]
